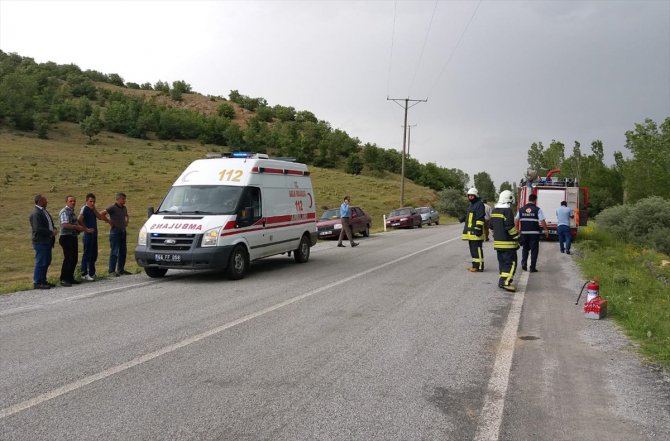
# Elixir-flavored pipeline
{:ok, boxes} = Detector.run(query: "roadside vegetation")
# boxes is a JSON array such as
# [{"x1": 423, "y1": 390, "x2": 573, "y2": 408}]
[
  {"x1": 575, "y1": 197, "x2": 670, "y2": 366},
  {"x1": 576, "y1": 225, "x2": 670, "y2": 367}
]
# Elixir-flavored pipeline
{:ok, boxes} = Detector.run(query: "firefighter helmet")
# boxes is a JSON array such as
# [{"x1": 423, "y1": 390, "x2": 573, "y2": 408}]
[
  {"x1": 498, "y1": 190, "x2": 514, "y2": 205},
  {"x1": 466, "y1": 188, "x2": 479, "y2": 197}
]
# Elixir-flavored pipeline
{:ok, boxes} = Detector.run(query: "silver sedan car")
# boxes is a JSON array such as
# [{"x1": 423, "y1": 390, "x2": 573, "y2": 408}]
[{"x1": 416, "y1": 206, "x2": 440, "y2": 226}]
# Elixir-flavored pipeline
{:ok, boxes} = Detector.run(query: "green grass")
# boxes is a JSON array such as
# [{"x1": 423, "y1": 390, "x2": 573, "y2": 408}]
[
  {"x1": 0, "y1": 123, "x2": 439, "y2": 294},
  {"x1": 575, "y1": 225, "x2": 670, "y2": 366}
]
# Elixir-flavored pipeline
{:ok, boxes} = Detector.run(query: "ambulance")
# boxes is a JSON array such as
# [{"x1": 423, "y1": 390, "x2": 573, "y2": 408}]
[{"x1": 134, "y1": 152, "x2": 318, "y2": 279}]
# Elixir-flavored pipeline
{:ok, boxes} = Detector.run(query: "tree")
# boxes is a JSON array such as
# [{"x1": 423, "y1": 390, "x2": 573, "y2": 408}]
[
  {"x1": 345, "y1": 154, "x2": 364, "y2": 175},
  {"x1": 107, "y1": 73, "x2": 124, "y2": 87},
  {"x1": 80, "y1": 108, "x2": 103, "y2": 142},
  {"x1": 499, "y1": 181, "x2": 513, "y2": 193},
  {"x1": 154, "y1": 80, "x2": 170, "y2": 93},
  {"x1": 473, "y1": 171, "x2": 496, "y2": 202},
  {"x1": 172, "y1": 80, "x2": 192, "y2": 94},
  {"x1": 217, "y1": 103, "x2": 235, "y2": 118},
  {"x1": 623, "y1": 117, "x2": 670, "y2": 202},
  {"x1": 437, "y1": 188, "x2": 469, "y2": 220}
]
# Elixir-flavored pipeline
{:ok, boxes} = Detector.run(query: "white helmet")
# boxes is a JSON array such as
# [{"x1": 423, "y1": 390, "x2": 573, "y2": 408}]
[
  {"x1": 466, "y1": 187, "x2": 479, "y2": 197},
  {"x1": 498, "y1": 190, "x2": 514, "y2": 205}
]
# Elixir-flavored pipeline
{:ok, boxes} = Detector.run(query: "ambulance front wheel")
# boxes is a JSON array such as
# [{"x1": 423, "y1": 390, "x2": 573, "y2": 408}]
[
  {"x1": 227, "y1": 245, "x2": 249, "y2": 280},
  {"x1": 294, "y1": 234, "x2": 311, "y2": 263},
  {"x1": 145, "y1": 267, "x2": 168, "y2": 278}
]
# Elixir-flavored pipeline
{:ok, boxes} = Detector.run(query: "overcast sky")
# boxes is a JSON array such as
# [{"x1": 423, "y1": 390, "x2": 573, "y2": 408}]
[{"x1": 1, "y1": 0, "x2": 669, "y2": 188}]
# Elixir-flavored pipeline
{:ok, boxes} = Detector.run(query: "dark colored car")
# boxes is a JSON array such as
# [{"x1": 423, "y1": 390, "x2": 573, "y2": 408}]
[
  {"x1": 317, "y1": 206, "x2": 372, "y2": 239},
  {"x1": 385, "y1": 207, "x2": 422, "y2": 229},
  {"x1": 416, "y1": 206, "x2": 440, "y2": 225}
]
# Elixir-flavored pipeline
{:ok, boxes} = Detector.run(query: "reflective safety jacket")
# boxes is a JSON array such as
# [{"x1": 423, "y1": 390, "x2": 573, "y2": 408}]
[
  {"x1": 492, "y1": 206, "x2": 519, "y2": 249},
  {"x1": 517, "y1": 203, "x2": 541, "y2": 234},
  {"x1": 462, "y1": 198, "x2": 486, "y2": 241}
]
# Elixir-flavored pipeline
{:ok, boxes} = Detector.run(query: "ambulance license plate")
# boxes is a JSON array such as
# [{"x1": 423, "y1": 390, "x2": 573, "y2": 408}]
[{"x1": 155, "y1": 253, "x2": 181, "y2": 262}]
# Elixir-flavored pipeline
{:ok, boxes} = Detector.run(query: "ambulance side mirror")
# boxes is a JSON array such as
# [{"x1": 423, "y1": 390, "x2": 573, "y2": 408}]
[{"x1": 147, "y1": 207, "x2": 154, "y2": 218}]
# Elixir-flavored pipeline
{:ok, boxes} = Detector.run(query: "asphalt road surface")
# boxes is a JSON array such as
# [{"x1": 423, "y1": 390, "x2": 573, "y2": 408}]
[{"x1": 1, "y1": 224, "x2": 668, "y2": 440}]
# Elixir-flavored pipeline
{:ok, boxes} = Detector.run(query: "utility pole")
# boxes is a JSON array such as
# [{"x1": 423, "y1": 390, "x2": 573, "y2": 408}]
[{"x1": 388, "y1": 97, "x2": 427, "y2": 206}]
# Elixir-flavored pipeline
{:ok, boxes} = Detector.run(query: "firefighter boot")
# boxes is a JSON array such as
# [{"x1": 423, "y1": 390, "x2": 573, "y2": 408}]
[{"x1": 501, "y1": 284, "x2": 516, "y2": 292}]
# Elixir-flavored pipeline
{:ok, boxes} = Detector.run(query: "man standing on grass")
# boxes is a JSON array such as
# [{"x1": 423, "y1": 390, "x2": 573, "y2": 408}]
[
  {"x1": 29, "y1": 194, "x2": 57, "y2": 290},
  {"x1": 100, "y1": 192, "x2": 131, "y2": 276},
  {"x1": 58, "y1": 195, "x2": 93, "y2": 287},
  {"x1": 78, "y1": 193, "x2": 109, "y2": 280}
]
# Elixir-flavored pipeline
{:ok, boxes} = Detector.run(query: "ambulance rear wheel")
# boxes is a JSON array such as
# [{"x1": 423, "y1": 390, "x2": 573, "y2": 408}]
[
  {"x1": 145, "y1": 267, "x2": 168, "y2": 278},
  {"x1": 294, "y1": 234, "x2": 310, "y2": 263},
  {"x1": 227, "y1": 245, "x2": 249, "y2": 280}
]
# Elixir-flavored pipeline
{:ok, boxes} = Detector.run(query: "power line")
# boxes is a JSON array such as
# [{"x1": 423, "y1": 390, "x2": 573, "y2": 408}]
[
  {"x1": 386, "y1": 0, "x2": 398, "y2": 98},
  {"x1": 387, "y1": 97, "x2": 428, "y2": 206},
  {"x1": 408, "y1": 0, "x2": 439, "y2": 95},
  {"x1": 428, "y1": 0, "x2": 483, "y2": 96}
]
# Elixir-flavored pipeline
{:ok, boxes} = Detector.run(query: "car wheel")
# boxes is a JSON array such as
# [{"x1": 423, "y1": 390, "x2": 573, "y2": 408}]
[
  {"x1": 145, "y1": 267, "x2": 168, "y2": 278},
  {"x1": 294, "y1": 234, "x2": 311, "y2": 263},
  {"x1": 363, "y1": 225, "x2": 370, "y2": 237},
  {"x1": 418, "y1": 221, "x2": 422, "y2": 228},
  {"x1": 227, "y1": 245, "x2": 249, "y2": 280},
  {"x1": 435, "y1": 219, "x2": 439, "y2": 225}
]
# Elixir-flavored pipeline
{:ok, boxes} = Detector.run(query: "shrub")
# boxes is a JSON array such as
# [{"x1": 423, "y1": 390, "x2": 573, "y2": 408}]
[
  {"x1": 596, "y1": 196, "x2": 670, "y2": 255},
  {"x1": 437, "y1": 188, "x2": 468, "y2": 220},
  {"x1": 217, "y1": 103, "x2": 235, "y2": 118}
]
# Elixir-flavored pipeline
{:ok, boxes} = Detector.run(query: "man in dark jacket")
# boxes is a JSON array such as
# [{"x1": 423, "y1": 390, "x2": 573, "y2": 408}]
[
  {"x1": 29, "y1": 194, "x2": 57, "y2": 289},
  {"x1": 461, "y1": 187, "x2": 486, "y2": 272},
  {"x1": 515, "y1": 193, "x2": 549, "y2": 272},
  {"x1": 492, "y1": 190, "x2": 520, "y2": 292}
]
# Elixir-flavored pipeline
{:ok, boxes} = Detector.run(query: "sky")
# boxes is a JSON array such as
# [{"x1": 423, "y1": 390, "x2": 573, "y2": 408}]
[{"x1": 1, "y1": 0, "x2": 669, "y2": 189}]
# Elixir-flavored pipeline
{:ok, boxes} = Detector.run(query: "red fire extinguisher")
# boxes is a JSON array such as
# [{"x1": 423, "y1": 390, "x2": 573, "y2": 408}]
[
  {"x1": 575, "y1": 278, "x2": 599, "y2": 305},
  {"x1": 586, "y1": 279, "x2": 599, "y2": 302}
]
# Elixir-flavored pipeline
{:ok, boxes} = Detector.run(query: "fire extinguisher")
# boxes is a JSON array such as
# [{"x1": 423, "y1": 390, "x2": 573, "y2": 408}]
[
  {"x1": 575, "y1": 279, "x2": 599, "y2": 305},
  {"x1": 586, "y1": 280, "x2": 599, "y2": 302}
]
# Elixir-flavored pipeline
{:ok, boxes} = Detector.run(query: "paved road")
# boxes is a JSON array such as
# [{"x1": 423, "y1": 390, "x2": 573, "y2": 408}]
[{"x1": 1, "y1": 224, "x2": 668, "y2": 440}]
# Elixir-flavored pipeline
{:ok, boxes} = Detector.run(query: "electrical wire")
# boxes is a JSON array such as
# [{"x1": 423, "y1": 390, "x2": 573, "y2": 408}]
[
  {"x1": 408, "y1": 0, "x2": 439, "y2": 96},
  {"x1": 386, "y1": 0, "x2": 398, "y2": 98},
  {"x1": 427, "y1": 0, "x2": 483, "y2": 96}
]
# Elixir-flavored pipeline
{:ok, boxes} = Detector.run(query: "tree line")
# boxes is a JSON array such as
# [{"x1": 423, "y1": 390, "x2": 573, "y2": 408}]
[
  {"x1": 523, "y1": 119, "x2": 669, "y2": 217},
  {"x1": 0, "y1": 51, "x2": 469, "y2": 194}
]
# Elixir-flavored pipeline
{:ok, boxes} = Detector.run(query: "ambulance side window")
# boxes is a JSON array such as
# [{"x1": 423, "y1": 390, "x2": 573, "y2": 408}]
[{"x1": 237, "y1": 187, "x2": 262, "y2": 227}]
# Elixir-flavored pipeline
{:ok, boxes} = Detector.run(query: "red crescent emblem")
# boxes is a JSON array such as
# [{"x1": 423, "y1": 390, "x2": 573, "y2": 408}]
[{"x1": 307, "y1": 193, "x2": 313, "y2": 208}]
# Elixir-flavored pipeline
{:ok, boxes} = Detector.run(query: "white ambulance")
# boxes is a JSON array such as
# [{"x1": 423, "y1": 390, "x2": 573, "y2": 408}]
[{"x1": 134, "y1": 152, "x2": 318, "y2": 279}]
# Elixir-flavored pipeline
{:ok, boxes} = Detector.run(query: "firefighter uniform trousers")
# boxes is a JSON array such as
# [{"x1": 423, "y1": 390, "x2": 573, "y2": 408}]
[
  {"x1": 492, "y1": 207, "x2": 520, "y2": 288},
  {"x1": 462, "y1": 198, "x2": 486, "y2": 271},
  {"x1": 497, "y1": 249, "x2": 517, "y2": 288}
]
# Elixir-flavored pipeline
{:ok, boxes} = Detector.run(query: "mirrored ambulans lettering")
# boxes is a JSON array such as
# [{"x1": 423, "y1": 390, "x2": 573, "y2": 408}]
[{"x1": 150, "y1": 223, "x2": 203, "y2": 230}]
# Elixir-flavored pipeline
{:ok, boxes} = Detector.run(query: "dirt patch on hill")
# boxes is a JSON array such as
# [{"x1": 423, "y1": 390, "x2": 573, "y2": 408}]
[{"x1": 94, "y1": 82, "x2": 253, "y2": 128}]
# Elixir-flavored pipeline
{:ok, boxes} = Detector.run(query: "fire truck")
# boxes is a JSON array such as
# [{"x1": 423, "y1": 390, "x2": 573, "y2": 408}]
[{"x1": 517, "y1": 168, "x2": 588, "y2": 239}]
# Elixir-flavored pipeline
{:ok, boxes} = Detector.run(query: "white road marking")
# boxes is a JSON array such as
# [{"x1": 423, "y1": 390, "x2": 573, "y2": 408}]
[
  {"x1": 0, "y1": 236, "x2": 460, "y2": 419},
  {"x1": 473, "y1": 268, "x2": 529, "y2": 441}
]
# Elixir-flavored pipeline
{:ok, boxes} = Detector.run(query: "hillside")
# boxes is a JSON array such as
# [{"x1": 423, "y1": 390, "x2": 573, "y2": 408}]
[
  {"x1": 93, "y1": 82, "x2": 255, "y2": 129},
  {"x1": 0, "y1": 123, "x2": 438, "y2": 293}
]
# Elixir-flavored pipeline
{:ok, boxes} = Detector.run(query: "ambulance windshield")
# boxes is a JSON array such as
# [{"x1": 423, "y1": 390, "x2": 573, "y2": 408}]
[{"x1": 157, "y1": 185, "x2": 243, "y2": 215}]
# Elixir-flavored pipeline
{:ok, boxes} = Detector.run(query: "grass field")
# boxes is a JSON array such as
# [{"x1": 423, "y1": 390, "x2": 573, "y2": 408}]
[
  {"x1": 575, "y1": 226, "x2": 670, "y2": 367},
  {"x1": 0, "y1": 123, "x2": 438, "y2": 293}
]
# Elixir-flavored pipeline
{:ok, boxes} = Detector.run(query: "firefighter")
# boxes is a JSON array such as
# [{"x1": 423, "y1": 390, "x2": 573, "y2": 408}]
[
  {"x1": 461, "y1": 187, "x2": 486, "y2": 272},
  {"x1": 514, "y1": 193, "x2": 549, "y2": 272},
  {"x1": 492, "y1": 190, "x2": 520, "y2": 292}
]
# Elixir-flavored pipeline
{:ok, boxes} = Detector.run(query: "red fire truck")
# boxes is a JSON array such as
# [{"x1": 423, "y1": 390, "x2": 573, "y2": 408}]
[{"x1": 517, "y1": 168, "x2": 588, "y2": 239}]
